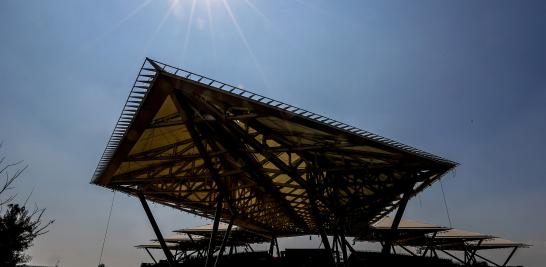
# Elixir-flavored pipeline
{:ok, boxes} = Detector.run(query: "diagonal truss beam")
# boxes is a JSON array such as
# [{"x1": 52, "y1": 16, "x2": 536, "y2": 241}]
[
  {"x1": 172, "y1": 93, "x2": 235, "y2": 216},
  {"x1": 173, "y1": 90, "x2": 309, "y2": 232}
]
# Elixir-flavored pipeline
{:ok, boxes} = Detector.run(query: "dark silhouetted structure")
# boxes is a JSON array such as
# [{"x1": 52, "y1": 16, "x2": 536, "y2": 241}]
[{"x1": 91, "y1": 58, "x2": 526, "y2": 267}]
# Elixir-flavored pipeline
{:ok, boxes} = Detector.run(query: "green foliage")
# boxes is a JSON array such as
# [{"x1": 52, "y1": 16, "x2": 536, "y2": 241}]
[
  {"x1": 0, "y1": 144, "x2": 53, "y2": 266},
  {"x1": 1, "y1": 204, "x2": 37, "y2": 265}
]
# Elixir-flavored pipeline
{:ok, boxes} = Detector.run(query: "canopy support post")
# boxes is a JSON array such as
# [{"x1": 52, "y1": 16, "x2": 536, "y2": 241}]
[
  {"x1": 144, "y1": 248, "x2": 158, "y2": 264},
  {"x1": 399, "y1": 245, "x2": 416, "y2": 256},
  {"x1": 474, "y1": 253, "x2": 501, "y2": 267},
  {"x1": 332, "y1": 233, "x2": 340, "y2": 265},
  {"x1": 269, "y1": 237, "x2": 274, "y2": 256},
  {"x1": 339, "y1": 231, "x2": 348, "y2": 266},
  {"x1": 137, "y1": 191, "x2": 175, "y2": 267},
  {"x1": 318, "y1": 228, "x2": 335, "y2": 266},
  {"x1": 205, "y1": 193, "x2": 224, "y2": 267},
  {"x1": 382, "y1": 185, "x2": 412, "y2": 255},
  {"x1": 342, "y1": 236, "x2": 356, "y2": 254},
  {"x1": 469, "y1": 239, "x2": 482, "y2": 264},
  {"x1": 275, "y1": 237, "x2": 280, "y2": 257},
  {"x1": 502, "y1": 247, "x2": 518, "y2": 267},
  {"x1": 214, "y1": 215, "x2": 234, "y2": 267},
  {"x1": 269, "y1": 236, "x2": 276, "y2": 256}
]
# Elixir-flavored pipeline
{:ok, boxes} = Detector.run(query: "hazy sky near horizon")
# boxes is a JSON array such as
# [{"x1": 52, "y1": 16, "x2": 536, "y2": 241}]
[{"x1": 1, "y1": 0, "x2": 545, "y2": 266}]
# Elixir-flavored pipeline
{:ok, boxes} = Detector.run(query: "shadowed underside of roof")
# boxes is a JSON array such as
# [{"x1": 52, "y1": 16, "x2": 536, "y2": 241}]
[{"x1": 91, "y1": 58, "x2": 456, "y2": 237}]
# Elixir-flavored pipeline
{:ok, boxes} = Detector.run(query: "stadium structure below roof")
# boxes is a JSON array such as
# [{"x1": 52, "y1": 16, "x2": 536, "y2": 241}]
[{"x1": 91, "y1": 58, "x2": 456, "y2": 237}]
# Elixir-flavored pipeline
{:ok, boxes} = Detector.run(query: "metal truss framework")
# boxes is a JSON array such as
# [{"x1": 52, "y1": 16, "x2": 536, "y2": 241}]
[{"x1": 92, "y1": 58, "x2": 456, "y2": 241}]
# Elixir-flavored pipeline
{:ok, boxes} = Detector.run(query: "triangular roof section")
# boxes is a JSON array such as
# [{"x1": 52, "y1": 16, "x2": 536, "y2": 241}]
[{"x1": 92, "y1": 58, "x2": 456, "y2": 237}]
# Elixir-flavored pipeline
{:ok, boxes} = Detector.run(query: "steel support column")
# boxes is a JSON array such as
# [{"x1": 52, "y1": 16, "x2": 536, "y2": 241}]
[
  {"x1": 399, "y1": 245, "x2": 416, "y2": 256},
  {"x1": 145, "y1": 248, "x2": 158, "y2": 264},
  {"x1": 214, "y1": 216, "x2": 234, "y2": 267},
  {"x1": 318, "y1": 228, "x2": 335, "y2": 266},
  {"x1": 468, "y1": 240, "x2": 483, "y2": 264},
  {"x1": 339, "y1": 231, "x2": 348, "y2": 266},
  {"x1": 382, "y1": 186, "x2": 413, "y2": 255},
  {"x1": 502, "y1": 247, "x2": 518, "y2": 267},
  {"x1": 474, "y1": 253, "x2": 501, "y2": 267},
  {"x1": 439, "y1": 249, "x2": 465, "y2": 265},
  {"x1": 341, "y1": 236, "x2": 356, "y2": 254},
  {"x1": 269, "y1": 236, "x2": 276, "y2": 256},
  {"x1": 333, "y1": 233, "x2": 340, "y2": 265},
  {"x1": 205, "y1": 193, "x2": 224, "y2": 267},
  {"x1": 275, "y1": 237, "x2": 280, "y2": 257},
  {"x1": 137, "y1": 192, "x2": 175, "y2": 266}
]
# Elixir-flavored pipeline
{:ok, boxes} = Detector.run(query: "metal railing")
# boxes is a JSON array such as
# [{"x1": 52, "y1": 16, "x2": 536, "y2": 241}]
[{"x1": 92, "y1": 59, "x2": 158, "y2": 181}]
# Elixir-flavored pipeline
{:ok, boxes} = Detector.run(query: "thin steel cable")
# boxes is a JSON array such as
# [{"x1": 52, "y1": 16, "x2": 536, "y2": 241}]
[
  {"x1": 98, "y1": 191, "x2": 116, "y2": 266},
  {"x1": 439, "y1": 180, "x2": 452, "y2": 228}
]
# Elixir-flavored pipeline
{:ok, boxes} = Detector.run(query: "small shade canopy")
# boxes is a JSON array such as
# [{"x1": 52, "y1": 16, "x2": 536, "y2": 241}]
[
  {"x1": 152, "y1": 232, "x2": 205, "y2": 243},
  {"x1": 354, "y1": 218, "x2": 529, "y2": 267},
  {"x1": 137, "y1": 223, "x2": 269, "y2": 252},
  {"x1": 174, "y1": 222, "x2": 238, "y2": 234},
  {"x1": 174, "y1": 223, "x2": 270, "y2": 244},
  {"x1": 372, "y1": 216, "x2": 449, "y2": 231},
  {"x1": 441, "y1": 237, "x2": 529, "y2": 251},
  {"x1": 356, "y1": 217, "x2": 449, "y2": 243},
  {"x1": 136, "y1": 241, "x2": 179, "y2": 250},
  {"x1": 435, "y1": 229, "x2": 494, "y2": 240}
]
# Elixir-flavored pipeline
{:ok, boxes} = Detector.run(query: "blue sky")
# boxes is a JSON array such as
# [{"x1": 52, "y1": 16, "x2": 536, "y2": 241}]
[{"x1": 1, "y1": 0, "x2": 545, "y2": 266}]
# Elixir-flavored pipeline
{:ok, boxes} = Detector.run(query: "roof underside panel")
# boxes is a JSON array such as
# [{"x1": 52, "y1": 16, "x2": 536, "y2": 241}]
[{"x1": 92, "y1": 59, "x2": 456, "y2": 237}]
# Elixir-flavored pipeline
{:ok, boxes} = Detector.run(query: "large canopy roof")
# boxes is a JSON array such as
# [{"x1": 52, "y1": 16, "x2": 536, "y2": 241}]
[{"x1": 91, "y1": 58, "x2": 456, "y2": 237}]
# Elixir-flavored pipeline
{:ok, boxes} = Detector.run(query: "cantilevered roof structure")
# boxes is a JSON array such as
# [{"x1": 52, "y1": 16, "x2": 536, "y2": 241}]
[{"x1": 91, "y1": 58, "x2": 456, "y2": 237}]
